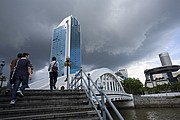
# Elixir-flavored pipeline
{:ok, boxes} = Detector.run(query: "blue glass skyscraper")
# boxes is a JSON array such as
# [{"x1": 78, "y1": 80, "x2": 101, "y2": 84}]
[{"x1": 51, "y1": 15, "x2": 81, "y2": 76}]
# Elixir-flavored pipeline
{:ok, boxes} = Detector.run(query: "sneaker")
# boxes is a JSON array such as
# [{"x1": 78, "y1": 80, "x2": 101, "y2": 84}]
[
  {"x1": 5, "y1": 89, "x2": 10, "y2": 94},
  {"x1": 10, "y1": 100, "x2": 16, "y2": 105},
  {"x1": 17, "y1": 90, "x2": 24, "y2": 97}
]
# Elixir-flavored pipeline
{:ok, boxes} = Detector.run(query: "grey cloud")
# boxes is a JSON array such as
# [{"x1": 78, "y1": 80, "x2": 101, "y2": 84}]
[
  {"x1": 0, "y1": 0, "x2": 180, "y2": 77},
  {"x1": 80, "y1": 0, "x2": 180, "y2": 55}
]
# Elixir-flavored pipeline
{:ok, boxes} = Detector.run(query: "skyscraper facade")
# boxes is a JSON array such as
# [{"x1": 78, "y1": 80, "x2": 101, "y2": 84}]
[{"x1": 51, "y1": 15, "x2": 81, "y2": 76}]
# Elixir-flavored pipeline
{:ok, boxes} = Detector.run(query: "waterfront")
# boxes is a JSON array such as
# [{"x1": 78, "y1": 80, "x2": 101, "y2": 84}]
[{"x1": 111, "y1": 108, "x2": 180, "y2": 120}]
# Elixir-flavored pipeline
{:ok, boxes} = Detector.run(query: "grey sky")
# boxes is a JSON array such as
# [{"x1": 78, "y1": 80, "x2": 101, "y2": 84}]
[{"x1": 0, "y1": 0, "x2": 180, "y2": 81}]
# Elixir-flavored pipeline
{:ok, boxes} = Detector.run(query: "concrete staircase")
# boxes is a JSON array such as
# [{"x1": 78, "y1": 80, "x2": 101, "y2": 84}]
[{"x1": 0, "y1": 90, "x2": 99, "y2": 120}]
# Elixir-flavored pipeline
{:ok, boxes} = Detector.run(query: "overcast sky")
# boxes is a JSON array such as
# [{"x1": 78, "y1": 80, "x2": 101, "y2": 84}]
[{"x1": 0, "y1": 0, "x2": 180, "y2": 84}]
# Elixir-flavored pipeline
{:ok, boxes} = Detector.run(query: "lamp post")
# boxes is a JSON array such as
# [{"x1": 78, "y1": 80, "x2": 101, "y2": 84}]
[
  {"x1": 64, "y1": 57, "x2": 71, "y2": 89},
  {"x1": 0, "y1": 60, "x2": 5, "y2": 75},
  {"x1": 0, "y1": 60, "x2": 6, "y2": 88}
]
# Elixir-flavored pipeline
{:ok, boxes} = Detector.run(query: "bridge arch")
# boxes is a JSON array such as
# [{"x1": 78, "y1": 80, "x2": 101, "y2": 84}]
[{"x1": 88, "y1": 68, "x2": 125, "y2": 93}]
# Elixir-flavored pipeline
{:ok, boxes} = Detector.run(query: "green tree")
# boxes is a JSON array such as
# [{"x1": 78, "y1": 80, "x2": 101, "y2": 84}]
[
  {"x1": 170, "y1": 82, "x2": 180, "y2": 92},
  {"x1": 144, "y1": 82, "x2": 180, "y2": 93},
  {"x1": 121, "y1": 77, "x2": 143, "y2": 95}
]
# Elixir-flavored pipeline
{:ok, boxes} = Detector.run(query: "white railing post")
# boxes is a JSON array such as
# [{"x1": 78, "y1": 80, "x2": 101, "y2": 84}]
[
  {"x1": 80, "y1": 67, "x2": 83, "y2": 89},
  {"x1": 100, "y1": 86, "x2": 106, "y2": 120},
  {"x1": 87, "y1": 73, "x2": 92, "y2": 100}
]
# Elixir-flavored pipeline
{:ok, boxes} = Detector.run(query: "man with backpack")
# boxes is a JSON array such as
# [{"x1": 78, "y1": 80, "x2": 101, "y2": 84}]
[{"x1": 48, "y1": 57, "x2": 59, "y2": 90}]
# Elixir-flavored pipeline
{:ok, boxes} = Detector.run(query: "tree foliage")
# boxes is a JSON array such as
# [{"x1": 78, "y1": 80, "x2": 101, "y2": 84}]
[
  {"x1": 145, "y1": 82, "x2": 180, "y2": 93},
  {"x1": 121, "y1": 77, "x2": 143, "y2": 95},
  {"x1": 121, "y1": 77, "x2": 180, "y2": 95}
]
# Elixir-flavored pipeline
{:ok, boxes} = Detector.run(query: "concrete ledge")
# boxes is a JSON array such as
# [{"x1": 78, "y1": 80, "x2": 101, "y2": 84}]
[{"x1": 134, "y1": 95, "x2": 180, "y2": 108}]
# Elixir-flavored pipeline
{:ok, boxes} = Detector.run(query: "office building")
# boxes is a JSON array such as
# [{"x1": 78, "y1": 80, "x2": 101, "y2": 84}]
[
  {"x1": 51, "y1": 15, "x2": 81, "y2": 76},
  {"x1": 115, "y1": 69, "x2": 128, "y2": 80}
]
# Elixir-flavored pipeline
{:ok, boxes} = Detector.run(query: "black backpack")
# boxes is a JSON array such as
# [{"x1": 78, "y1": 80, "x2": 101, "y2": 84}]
[{"x1": 52, "y1": 61, "x2": 58, "y2": 72}]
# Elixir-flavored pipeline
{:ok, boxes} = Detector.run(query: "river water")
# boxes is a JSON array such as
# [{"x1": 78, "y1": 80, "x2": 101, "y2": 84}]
[{"x1": 111, "y1": 108, "x2": 180, "y2": 120}]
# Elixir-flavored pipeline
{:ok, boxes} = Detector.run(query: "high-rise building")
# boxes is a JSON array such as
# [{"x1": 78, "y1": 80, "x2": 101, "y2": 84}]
[
  {"x1": 115, "y1": 69, "x2": 128, "y2": 80},
  {"x1": 50, "y1": 15, "x2": 81, "y2": 76}
]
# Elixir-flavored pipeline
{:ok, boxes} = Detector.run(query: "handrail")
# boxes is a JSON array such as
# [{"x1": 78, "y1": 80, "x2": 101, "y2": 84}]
[
  {"x1": 69, "y1": 67, "x2": 124, "y2": 120},
  {"x1": 83, "y1": 86, "x2": 103, "y2": 120}
]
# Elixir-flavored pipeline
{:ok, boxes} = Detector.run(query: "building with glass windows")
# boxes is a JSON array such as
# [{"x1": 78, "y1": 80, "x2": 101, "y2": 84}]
[
  {"x1": 50, "y1": 15, "x2": 81, "y2": 76},
  {"x1": 144, "y1": 52, "x2": 180, "y2": 88}
]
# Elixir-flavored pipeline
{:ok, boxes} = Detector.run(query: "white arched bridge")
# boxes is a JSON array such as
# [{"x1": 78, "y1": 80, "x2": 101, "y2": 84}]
[{"x1": 29, "y1": 68, "x2": 133, "y2": 101}]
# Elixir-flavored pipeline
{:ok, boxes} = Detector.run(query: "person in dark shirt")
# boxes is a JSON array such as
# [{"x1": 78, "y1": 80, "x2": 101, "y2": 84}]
[
  {"x1": 10, "y1": 53, "x2": 22, "y2": 73},
  {"x1": 5, "y1": 53, "x2": 22, "y2": 94},
  {"x1": 10, "y1": 52, "x2": 32, "y2": 105},
  {"x1": 10, "y1": 53, "x2": 23, "y2": 84}
]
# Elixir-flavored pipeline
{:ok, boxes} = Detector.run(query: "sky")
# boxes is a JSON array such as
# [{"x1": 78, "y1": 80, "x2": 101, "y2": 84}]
[{"x1": 0, "y1": 0, "x2": 180, "y2": 84}]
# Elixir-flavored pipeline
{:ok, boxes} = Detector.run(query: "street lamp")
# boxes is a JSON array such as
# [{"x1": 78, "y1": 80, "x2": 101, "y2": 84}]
[
  {"x1": 64, "y1": 57, "x2": 71, "y2": 89},
  {"x1": 0, "y1": 60, "x2": 6, "y2": 88},
  {"x1": 0, "y1": 60, "x2": 5, "y2": 76}
]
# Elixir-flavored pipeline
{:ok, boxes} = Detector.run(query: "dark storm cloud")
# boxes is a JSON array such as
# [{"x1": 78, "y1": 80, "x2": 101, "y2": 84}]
[
  {"x1": 0, "y1": 0, "x2": 76, "y2": 74},
  {"x1": 0, "y1": 0, "x2": 180, "y2": 77},
  {"x1": 80, "y1": 0, "x2": 180, "y2": 71}
]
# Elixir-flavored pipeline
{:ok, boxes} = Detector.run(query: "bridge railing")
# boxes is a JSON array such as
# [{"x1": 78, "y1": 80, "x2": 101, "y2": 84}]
[{"x1": 69, "y1": 67, "x2": 124, "y2": 120}]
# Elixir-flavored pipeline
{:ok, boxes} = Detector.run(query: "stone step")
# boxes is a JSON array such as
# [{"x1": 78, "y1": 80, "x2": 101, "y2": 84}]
[
  {"x1": 0, "y1": 95, "x2": 88, "y2": 104},
  {"x1": 0, "y1": 95, "x2": 87, "y2": 104},
  {"x1": 23, "y1": 89, "x2": 86, "y2": 95},
  {"x1": 0, "y1": 89, "x2": 86, "y2": 97},
  {"x1": 0, "y1": 105, "x2": 94, "y2": 118},
  {"x1": 0, "y1": 90, "x2": 89, "y2": 108},
  {"x1": 0, "y1": 90, "x2": 99, "y2": 120},
  {"x1": 1, "y1": 110, "x2": 99, "y2": 120},
  {"x1": 0, "y1": 90, "x2": 87, "y2": 100},
  {"x1": 0, "y1": 97, "x2": 89, "y2": 109}
]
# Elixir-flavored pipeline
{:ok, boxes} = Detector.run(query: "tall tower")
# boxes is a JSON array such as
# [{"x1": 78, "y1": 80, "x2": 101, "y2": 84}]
[
  {"x1": 159, "y1": 52, "x2": 172, "y2": 66},
  {"x1": 159, "y1": 52, "x2": 174, "y2": 82},
  {"x1": 51, "y1": 15, "x2": 81, "y2": 76}
]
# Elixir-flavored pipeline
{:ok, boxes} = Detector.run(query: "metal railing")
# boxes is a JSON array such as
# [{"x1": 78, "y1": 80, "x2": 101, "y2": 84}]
[{"x1": 69, "y1": 67, "x2": 124, "y2": 120}]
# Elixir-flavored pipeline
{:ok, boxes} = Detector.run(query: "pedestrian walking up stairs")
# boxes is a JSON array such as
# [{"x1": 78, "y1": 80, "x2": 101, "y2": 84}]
[{"x1": 0, "y1": 90, "x2": 99, "y2": 120}]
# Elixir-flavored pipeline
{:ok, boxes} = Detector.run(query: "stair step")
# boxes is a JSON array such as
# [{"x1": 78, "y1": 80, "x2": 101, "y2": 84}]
[
  {"x1": 1, "y1": 110, "x2": 98, "y2": 120},
  {"x1": 0, "y1": 105, "x2": 94, "y2": 118},
  {"x1": 0, "y1": 90, "x2": 99, "y2": 119},
  {"x1": 0, "y1": 99, "x2": 89, "y2": 109}
]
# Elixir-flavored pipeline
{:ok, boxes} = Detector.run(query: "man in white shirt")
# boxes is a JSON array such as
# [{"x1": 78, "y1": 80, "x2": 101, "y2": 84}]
[{"x1": 48, "y1": 57, "x2": 59, "y2": 90}]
